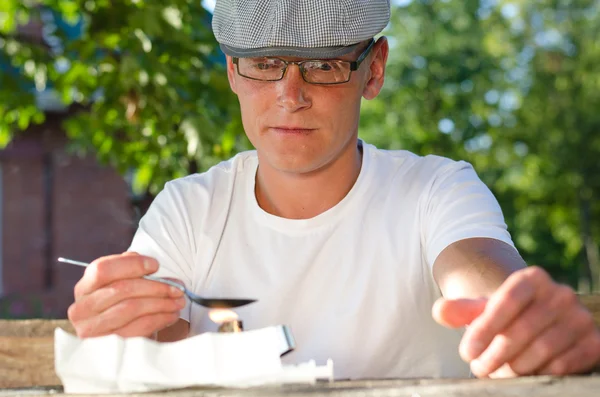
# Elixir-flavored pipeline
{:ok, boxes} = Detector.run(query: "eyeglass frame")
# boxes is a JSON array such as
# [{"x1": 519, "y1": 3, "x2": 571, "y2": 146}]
[{"x1": 231, "y1": 39, "x2": 376, "y2": 85}]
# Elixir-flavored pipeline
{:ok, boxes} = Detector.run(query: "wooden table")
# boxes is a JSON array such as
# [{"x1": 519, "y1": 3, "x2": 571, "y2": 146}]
[
  {"x1": 0, "y1": 376, "x2": 599, "y2": 397},
  {"x1": 1, "y1": 294, "x2": 599, "y2": 396}
]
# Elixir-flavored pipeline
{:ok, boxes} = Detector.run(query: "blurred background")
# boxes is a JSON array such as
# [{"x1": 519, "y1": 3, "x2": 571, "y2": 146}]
[{"x1": 0, "y1": 0, "x2": 598, "y2": 318}]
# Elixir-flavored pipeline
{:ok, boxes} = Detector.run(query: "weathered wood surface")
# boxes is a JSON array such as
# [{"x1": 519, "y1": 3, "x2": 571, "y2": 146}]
[
  {"x1": 0, "y1": 319, "x2": 74, "y2": 337},
  {"x1": 0, "y1": 320, "x2": 74, "y2": 388},
  {"x1": 0, "y1": 376, "x2": 599, "y2": 397},
  {"x1": 0, "y1": 337, "x2": 57, "y2": 388},
  {"x1": 580, "y1": 294, "x2": 600, "y2": 328},
  {"x1": 0, "y1": 294, "x2": 599, "y2": 393}
]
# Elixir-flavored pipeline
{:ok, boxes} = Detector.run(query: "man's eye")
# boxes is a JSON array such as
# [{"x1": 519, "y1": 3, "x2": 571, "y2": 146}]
[
  {"x1": 317, "y1": 63, "x2": 334, "y2": 71},
  {"x1": 250, "y1": 60, "x2": 281, "y2": 70},
  {"x1": 306, "y1": 62, "x2": 335, "y2": 72}
]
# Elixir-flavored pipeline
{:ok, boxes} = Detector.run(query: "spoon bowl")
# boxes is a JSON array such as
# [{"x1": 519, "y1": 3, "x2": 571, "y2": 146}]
[{"x1": 57, "y1": 257, "x2": 257, "y2": 309}]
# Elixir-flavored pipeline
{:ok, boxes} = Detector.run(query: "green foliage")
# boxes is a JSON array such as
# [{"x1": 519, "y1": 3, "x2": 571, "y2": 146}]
[
  {"x1": 360, "y1": 0, "x2": 600, "y2": 290},
  {"x1": 0, "y1": 0, "x2": 249, "y2": 194}
]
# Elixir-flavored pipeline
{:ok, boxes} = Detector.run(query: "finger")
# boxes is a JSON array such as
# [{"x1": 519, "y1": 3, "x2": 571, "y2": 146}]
[
  {"x1": 488, "y1": 363, "x2": 518, "y2": 379},
  {"x1": 113, "y1": 312, "x2": 182, "y2": 338},
  {"x1": 468, "y1": 284, "x2": 576, "y2": 377},
  {"x1": 460, "y1": 266, "x2": 552, "y2": 362},
  {"x1": 74, "y1": 254, "x2": 159, "y2": 299},
  {"x1": 473, "y1": 319, "x2": 573, "y2": 378},
  {"x1": 507, "y1": 300, "x2": 592, "y2": 375},
  {"x1": 537, "y1": 327, "x2": 600, "y2": 376},
  {"x1": 69, "y1": 278, "x2": 184, "y2": 322},
  {"x1": 432, "y1": 298, "x2": 487, "y2": 328},
  {"x1": 75, "y1": 297, "x2": 186, "y2": 338}
]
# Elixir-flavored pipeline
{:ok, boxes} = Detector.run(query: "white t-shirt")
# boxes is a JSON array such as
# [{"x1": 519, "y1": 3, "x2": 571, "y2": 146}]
[{"x1": 129, "y1": 141, "x2": 515, "y2": 379}]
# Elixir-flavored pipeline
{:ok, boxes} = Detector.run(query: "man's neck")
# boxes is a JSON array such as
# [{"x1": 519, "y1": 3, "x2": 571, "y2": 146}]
[{"x1": 255, "y1": 140, "x2": 363, "y2": 220}]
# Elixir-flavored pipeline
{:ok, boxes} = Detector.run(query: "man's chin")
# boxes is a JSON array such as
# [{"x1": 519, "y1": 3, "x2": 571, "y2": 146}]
[
  {"x1": 273, "y1": 161, "x2": 324, "y2": 176},
  {"x1": 263, "y1": 154, "x2": 328, "y2": 176}
]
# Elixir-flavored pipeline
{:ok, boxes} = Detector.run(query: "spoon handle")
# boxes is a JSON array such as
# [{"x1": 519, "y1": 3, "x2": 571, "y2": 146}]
[
  {"x1": 57, "y1": 257, "x2": 186, "y2": 293},
  {"x1": 142, "y1": 275, "x2": 186, "y2": 292},
  {"x1": 57, "y1": 257, "x2": 89, "y2": 267}
]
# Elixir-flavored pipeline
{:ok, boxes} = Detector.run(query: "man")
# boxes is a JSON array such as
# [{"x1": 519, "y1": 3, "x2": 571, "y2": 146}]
[{"x1": 67, "y1": 0, "x2": 600, "y2": 379}]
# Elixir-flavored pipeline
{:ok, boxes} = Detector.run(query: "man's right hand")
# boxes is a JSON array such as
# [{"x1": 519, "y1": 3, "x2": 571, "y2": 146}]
[{"x1": 67, "y1": 252, "x2": 187, "y2": 338}]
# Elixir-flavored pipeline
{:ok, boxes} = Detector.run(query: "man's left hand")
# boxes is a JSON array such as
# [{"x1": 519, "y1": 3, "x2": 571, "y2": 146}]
[{"x1": 433, "y1": 266, "x2": 600, "y2": 377}]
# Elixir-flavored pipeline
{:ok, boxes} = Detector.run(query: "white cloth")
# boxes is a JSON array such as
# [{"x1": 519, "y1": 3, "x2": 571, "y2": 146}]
[
  {"x1": 54, "y1": 326, "x2": 332, "y2": 393},
  {"x1": 129, "y1": 141, "x2": 515, "y2": 379}
]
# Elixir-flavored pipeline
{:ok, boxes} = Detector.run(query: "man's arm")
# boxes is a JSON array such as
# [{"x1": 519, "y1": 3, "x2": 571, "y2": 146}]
[
  {"x1": 156, "y1": 319, "x2": 190, "y2": 342},
  {"x1": 431, "y1": 237, "x2": 600, "y2": 377},
  {"x1": 432, "y1": 237, "x2": 526, "y2": 299}
]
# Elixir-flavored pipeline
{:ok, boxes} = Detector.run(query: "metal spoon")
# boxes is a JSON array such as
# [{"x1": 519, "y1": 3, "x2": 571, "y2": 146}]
[{"x1": 57, "y1": 257, "x2": 256, "y2": 309}]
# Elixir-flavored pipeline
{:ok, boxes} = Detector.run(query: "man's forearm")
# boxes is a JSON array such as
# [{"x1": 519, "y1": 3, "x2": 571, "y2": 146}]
[
  {"x1": 433, "y1": 237, "x2": 526, "y2": 299},
  {"x1": 156, "y1": 319, "x2": 190, "y2": 342}
]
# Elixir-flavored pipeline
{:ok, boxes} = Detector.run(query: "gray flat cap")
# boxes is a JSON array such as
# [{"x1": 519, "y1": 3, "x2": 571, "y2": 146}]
[{"x1": 212, "y1": 0, "x2": 390, "y2": 59}]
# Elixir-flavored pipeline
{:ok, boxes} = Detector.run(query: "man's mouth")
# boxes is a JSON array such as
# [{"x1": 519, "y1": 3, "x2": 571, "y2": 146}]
[{"x1": 270, "y1": 126, "x2": 316, "y2": 135}]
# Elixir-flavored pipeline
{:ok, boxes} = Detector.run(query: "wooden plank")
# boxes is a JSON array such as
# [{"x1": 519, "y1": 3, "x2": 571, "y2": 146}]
[
  {"x1": 579, "y1": 294, "x2": 600, "y2": 327},
  {"x1": 0, "y1": 337, "x2": 59, "y2": 388},
  {"x1": 0, "y1": 319, "x2": 74, "y2": 337},
  {"x1": 1, "y1": 376, "x2": 600, "y2": 397},
  {"x1": 0, "y1": 321, "x2": 72, "y2": 388}
]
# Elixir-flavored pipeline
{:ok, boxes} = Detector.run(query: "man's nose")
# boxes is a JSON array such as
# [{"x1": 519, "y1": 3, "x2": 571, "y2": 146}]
[{"x1": 276, "y1": 64, "x2": 311, "y2": 112}]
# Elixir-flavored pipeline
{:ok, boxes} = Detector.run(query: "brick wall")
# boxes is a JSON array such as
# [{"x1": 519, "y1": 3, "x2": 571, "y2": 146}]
[
  {"x1": 0, "y1": 115, "x2": 134, "y2": 318},
  {"x1": 2, "y1": 153, "x2": 46, "y2": 295}
]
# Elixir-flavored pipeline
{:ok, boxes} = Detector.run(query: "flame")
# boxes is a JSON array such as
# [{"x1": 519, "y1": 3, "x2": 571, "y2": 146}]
[{"x1": 208, "y1": 309, "x2": 239, "y2": 324}]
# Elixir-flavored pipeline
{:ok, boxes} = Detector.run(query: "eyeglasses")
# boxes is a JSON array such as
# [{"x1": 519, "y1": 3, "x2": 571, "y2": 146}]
[{"x1": 232, "y1": 39, "x2": 375, "y2": 85}]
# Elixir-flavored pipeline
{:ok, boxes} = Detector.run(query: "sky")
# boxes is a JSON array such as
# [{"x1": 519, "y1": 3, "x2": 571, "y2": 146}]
[{"x1": 202, "y1": 0, "x2": 216, "y2": 12}]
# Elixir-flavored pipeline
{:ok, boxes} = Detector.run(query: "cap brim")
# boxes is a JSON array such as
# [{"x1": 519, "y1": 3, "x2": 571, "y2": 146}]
[{"x1": 219, "y1": 42, "x2": 361, "y2": 59}]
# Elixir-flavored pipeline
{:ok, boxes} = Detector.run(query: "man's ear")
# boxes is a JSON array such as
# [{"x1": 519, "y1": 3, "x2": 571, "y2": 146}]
[
  {"x1": 362, "y1": 37, "x2": 389, "y2": 100},
  {"x1": 226, "y1": 55, "x2": 238, "y2": 94}
]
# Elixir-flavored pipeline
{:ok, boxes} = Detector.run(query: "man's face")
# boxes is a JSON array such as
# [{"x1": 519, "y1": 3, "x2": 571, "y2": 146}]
[{"x1": 226, "y1": 38, "x2": 389, "y2": 175}]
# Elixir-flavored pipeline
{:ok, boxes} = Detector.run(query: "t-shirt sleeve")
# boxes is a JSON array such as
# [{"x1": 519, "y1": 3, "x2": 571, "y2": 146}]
[
  {"x1": 128, "y1": 181, "x2": 195, "y2": 322},
  {"x1": 421, "y1": 159, "x2": 517, "y2": 269}
]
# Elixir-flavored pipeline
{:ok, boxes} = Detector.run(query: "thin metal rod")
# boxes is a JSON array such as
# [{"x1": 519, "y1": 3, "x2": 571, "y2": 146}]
[
  {"x1": 57, "y1": 257, "x2": 90, "y2": 267},
  {"x1": 57, "y1": 257, "x2": 186, "y2": 292}
]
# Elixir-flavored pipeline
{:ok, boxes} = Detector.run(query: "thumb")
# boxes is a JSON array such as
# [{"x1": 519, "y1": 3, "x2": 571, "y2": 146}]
[{"x1": 432, "y1": 297, "x2": 488, "y2": 328}]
